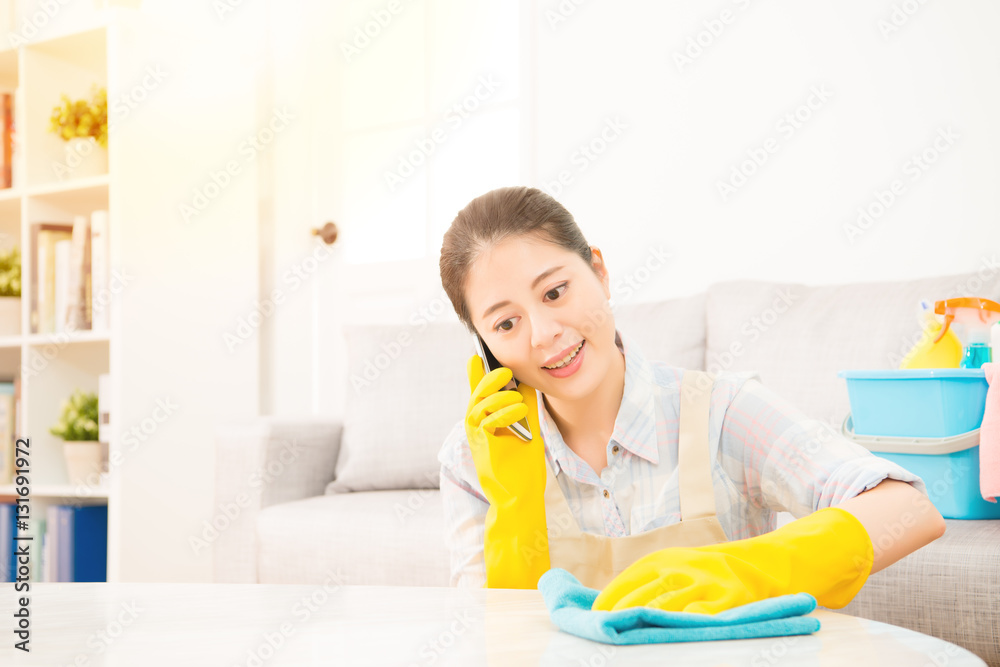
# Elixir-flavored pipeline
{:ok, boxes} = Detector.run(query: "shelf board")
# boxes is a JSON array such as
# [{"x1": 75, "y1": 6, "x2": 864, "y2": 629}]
[
  {"x1": 25, "y1": 330, "x2": 110, "y2": 345},
  {"x1": 0, "y1": 330, "x2": 111, "y2": 347},
  {"x1": 0, "y1": 187, "x2": 20, "y2": 202},
  {"x1": 0, "y1": 482, "x2": 109, "y2": 500},
  {"x1": 0, "y1": 334, "x2": 21, "y2": 349},
  {"x1": 27, "y1": 173, "x2": 109, "y2": 198}
]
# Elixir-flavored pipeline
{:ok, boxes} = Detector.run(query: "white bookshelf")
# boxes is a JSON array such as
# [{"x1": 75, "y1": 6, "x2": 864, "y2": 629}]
[
  {"x1": 0, "y1": 20, "x2": 114, "y2": 584},
  {"x1": 0, "y1": 4, "x2": 261, "y2": 583}
]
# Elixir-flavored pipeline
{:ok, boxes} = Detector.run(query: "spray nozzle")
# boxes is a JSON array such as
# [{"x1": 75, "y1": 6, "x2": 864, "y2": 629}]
[{"x1": 933, "y1": 297, "x2": 1000, "y2": 343}]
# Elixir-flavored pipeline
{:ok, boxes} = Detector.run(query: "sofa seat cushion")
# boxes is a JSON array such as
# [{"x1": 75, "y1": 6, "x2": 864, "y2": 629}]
[
  {"x1": 257, "y1": 490, "x2": 450, "y2": 586},
  {"x1": 841, "y1": 519, "x2": 1000, "y2": 666}
]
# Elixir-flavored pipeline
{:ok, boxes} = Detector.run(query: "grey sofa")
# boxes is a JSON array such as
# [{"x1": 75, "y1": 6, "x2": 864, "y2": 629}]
[{"x1": 214, "y1": 269, "x2": 1000, "y2": 665}]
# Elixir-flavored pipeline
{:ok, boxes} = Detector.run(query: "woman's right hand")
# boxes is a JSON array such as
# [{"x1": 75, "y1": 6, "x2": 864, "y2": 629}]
[{"x1": 464, "y1": 354, "x2": 550, "y2": 587}]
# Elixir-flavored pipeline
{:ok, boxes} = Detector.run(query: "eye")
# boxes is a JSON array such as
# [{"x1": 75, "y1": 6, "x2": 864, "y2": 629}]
[
  {"x1": 494, "y1": 318, "x2": 515, "y2": 333},
  {"x1": 544, "y1": 283, "x2": 568, "y2": 301}
]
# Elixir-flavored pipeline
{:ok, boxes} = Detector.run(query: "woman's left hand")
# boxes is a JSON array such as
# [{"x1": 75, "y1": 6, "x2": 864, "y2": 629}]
[
  {"x1": 592, "y1": 547, "x2": 781, "y2": 614},
  {"x1": 593, "y1": 507, "x2": 874, "y2": 613}
]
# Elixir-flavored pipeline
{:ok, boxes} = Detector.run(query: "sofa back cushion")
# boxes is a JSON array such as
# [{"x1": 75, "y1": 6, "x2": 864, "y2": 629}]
[
  {"x1": 614, "y1": 291, "x2": 707, "y2": 370},
  {"x1": 328, "y1": 291, "x2": 710, "y2": 492},
  {"x1": 327, "y1": 322, "x2": 471, "y2": 492},
  {"x1": 704, "y1": 268, "x2": 1000, "y2": 427}
]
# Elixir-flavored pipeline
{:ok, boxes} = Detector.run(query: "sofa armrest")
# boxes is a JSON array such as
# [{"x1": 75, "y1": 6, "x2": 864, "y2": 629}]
[{"x1": 213, "y1": 417, "x2": 343, "y2": 583}]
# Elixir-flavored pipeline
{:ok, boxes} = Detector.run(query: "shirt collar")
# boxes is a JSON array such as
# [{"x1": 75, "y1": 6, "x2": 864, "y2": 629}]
[{"x1": 538, "y1": 329, "x2": 660, "y2": 472}]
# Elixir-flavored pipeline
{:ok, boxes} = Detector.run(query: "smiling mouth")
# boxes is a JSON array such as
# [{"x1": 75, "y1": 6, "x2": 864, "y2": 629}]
[{"x1": 542, "y1": 341, "x2": 584, "y2": 369}]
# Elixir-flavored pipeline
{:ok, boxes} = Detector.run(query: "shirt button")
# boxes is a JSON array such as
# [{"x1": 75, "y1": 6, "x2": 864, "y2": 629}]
[
  {"x1": 603, "y1": 489, "x2": 610, "y2": 499},
  {"x1": 611, "y1": 445, "x2": 620, "y2": 455}
]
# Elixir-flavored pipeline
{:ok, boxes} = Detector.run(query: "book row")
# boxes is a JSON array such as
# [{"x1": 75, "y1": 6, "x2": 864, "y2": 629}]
[{"x1": 0, "y1": 503, "x2": 107, "y2": 583}]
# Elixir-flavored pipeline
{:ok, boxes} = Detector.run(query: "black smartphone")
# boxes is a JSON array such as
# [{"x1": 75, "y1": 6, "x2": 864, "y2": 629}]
[{"x1": 472, "y1": 334, "x2": 533, "y2": 441}]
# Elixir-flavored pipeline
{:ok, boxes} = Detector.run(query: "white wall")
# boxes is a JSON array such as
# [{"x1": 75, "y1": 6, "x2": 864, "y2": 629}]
[
  {"x1": 529, "y1": 0, "x2": 1000, "y2": 303},
  {"x1": 110, "y1": 6, "x2": 264, "y2": 582},
  {"x1": 22, "y1": 0, "x2": 985, "y2": 581},
  {"x1": 260, "y1": 0, "x2": 1000, "y2": 421}
]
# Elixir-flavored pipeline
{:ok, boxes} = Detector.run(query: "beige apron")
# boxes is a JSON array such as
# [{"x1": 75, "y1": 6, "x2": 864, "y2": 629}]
[{"x1": 543, "y1": 369, "x2": 730, "y2": 590}]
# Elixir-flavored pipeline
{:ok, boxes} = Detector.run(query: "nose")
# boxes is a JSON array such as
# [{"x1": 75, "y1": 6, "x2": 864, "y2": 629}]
[{"x1": 529, "y1": 310, "x2": 563, "y2": 354}]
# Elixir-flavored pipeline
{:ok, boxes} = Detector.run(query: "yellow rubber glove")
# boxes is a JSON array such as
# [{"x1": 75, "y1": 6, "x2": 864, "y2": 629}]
[
  {"x1": 592, "y1": 507, "x2": 874, "y2": 614},
  {"x1": 465, "y1": 355, "x2": 550, "y2": 589}
]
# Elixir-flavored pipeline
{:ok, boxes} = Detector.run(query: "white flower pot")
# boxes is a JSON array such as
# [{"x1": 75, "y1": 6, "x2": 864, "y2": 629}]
[
  {"x1": 63, "y1": 137, "x2": 108, "y2": 180},
  {"x1": 63, "y1": 440, "x2": 106, "y2": 486},
  {"x1": 0, "y1": 296, "x2": 20, "y2": 336}
]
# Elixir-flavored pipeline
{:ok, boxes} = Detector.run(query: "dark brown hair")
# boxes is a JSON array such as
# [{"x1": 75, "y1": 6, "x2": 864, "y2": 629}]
[{"x1": 439, "y1": 186, "x2": 593, "y2": 333}]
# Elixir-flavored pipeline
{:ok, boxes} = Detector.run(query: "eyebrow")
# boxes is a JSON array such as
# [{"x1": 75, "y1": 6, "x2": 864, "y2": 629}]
[{"x1": 480, "y1": 265, "x2": 565, "y2": 321}]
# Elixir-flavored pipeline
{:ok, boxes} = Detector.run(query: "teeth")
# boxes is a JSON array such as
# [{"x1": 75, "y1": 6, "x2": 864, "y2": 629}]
[{"x1": 544, "y1": 342, "x2": 583, "y2": 370}]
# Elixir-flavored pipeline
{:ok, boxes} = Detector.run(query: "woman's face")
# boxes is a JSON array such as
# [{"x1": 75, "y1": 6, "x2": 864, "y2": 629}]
[{"x1": 465, "y1": 232, "x2": 618, "y2": 401}]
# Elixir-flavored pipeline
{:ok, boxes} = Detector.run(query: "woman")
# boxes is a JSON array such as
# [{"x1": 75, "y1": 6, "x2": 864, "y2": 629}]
[{"x1": 437, "y1": 186, "x2": 945, "y2": 613}]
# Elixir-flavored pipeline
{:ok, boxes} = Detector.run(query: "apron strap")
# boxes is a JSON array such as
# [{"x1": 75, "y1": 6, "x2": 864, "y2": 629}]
[{"x1": 678, "y1": 370, "x2": 719, "y2": 521}]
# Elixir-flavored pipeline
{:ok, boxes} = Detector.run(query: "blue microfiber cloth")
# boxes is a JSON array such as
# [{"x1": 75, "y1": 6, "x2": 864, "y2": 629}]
[{"x1": 538, "y1": 568, "x2": 821, "y2": 645}]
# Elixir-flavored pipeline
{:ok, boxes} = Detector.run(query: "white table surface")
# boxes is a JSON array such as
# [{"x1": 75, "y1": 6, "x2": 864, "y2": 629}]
[{"x1": 0, "y1": 582, "x2": 987, "y2": 666}]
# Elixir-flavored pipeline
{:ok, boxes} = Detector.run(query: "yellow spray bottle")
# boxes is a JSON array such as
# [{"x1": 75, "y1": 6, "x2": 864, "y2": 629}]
[{"x1": 899, "y1": 299, "x2": 963, "y2": 369}]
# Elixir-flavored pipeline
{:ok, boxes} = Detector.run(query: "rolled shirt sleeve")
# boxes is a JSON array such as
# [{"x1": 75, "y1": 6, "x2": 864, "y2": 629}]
[
  {"x1": 723, "y1": 378, "x2": 928, "y2": 519},
  {"x1": 438, "y1": 421, "x2": 487, "y2": 588}
]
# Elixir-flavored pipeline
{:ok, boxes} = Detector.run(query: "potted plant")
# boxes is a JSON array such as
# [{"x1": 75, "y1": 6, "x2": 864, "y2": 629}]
[
  {"x1": 0, "y1": 245, "x2": 20, "y2": 336},
  {"x1": 50, "y1": 389, "x2": 104, "y2": 486},
  {"x1": 48, "y1": 85, "x2": 108, "y2": 180}
]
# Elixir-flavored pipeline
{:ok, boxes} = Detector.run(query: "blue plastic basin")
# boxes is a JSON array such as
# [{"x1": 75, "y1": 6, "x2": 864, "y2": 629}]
[{"x1": 837, "y1": 369, "x2": 988, "y2": 437}]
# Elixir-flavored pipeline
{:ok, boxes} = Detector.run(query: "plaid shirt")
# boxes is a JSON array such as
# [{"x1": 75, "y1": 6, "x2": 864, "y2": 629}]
[{"x1": 438, "y1": 330, "x2": 927, "y2": 588}]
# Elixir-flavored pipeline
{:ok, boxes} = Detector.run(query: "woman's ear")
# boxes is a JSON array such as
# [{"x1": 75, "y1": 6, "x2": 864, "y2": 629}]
[{"x1": 590, "y1": 246, "x2": 611, "y2": 300}]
